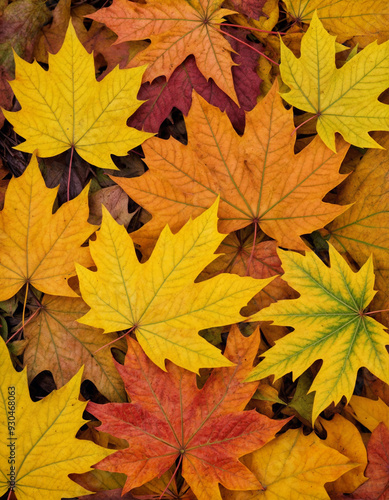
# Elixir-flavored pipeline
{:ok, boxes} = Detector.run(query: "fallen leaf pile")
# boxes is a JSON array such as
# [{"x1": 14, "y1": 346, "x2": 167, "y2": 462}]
[{"x1": 1, "y1": 1, "x2": 389, "y2": 499}]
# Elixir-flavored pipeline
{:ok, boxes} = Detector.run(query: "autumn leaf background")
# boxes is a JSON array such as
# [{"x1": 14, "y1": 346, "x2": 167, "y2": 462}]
[{"x1": 2, "y1": 0, "x2": 389, "y2": 499}]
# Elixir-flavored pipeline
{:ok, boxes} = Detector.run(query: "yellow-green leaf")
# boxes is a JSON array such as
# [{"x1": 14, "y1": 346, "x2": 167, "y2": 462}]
[
  {"x1": 0, "y1": 338, "x2": 113, "y2": 500},
  {"x1": 279, "y1": 11, "x2": 389, "y2": 151},
  {"x1": 76, "y1": 200, "x2": 272, "y2": 373},
  {"x1": 328, "y1": 131, "x2": 389, "y2": 326},
  {"x1": 246, "y1": 244, "x2": 389, "y2": 422},
  {"x1": 0, "y1": 154, "x2": 97, "y2": 300},
  {"x1": 3, "y1": 21, "x2": 153, "y2": 170}
]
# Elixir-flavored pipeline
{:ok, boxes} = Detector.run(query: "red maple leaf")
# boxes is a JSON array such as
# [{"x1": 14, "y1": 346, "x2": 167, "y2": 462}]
[{"x1": 87, "y1": 326, "x2": 288, "y2": 500}]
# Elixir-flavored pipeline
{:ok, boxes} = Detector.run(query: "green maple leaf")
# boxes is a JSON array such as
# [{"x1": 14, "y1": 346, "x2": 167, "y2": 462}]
[{"x1": 246, "y1": 244, "x2": 389, "y2": 422}]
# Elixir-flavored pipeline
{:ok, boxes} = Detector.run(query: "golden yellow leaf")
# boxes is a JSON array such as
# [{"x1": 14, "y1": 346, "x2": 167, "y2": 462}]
[
  {"x1": 319, "y1": 414, "x2": 367, "y2": 494},
  {"x1": 280, "y1": 12, "x2": 389, "y2": 151},
  {"x1": 3, "y1": 21, "x2": 153, "y2": 170},
  {"x1": 221, "y1": 428, "x2": 355, "y2": 500},
  {"x1": 347, "y1": 396, "x2": 389, "y2": 432},
  {"x1": 284, "y1": 0, "x2": 389, "y2": 47},
  {"x1": 77, "y1": 200, "x2": 272, "y2": 373},
  {"x1": 0, "y1": 154, "x2": 96, "y2": 300},
  {"x1": 0, "y1": 338, "x2": 113, "y2": 500}
]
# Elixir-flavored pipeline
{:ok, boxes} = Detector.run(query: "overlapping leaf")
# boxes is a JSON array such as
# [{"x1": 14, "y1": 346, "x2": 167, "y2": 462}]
[
  {"x1": 88, "y1": 0, "x2": 238, "y2": 103},
  {"x1": 280, "y1": 12, "x2": 389, "y2": 150},
  {"x1": 350, "y1": 422, "x2": 389, "y2": 500},
  {"x1": 328, "y1": 132, "x2": 389, "y2": 326},
  {"x1": 87, "y1": 327, "x2": 288, "y2": 500},
  {"x1": 23, "y1": 295, "x2": 127, "y2": 402},
  {"x1": 76, "y1": 201, "x2": 271, "y2": 372},
  {"x1": 284, "y1": 0, "x2": 389, "y2": 46},
  {"x1": 128, "y1": 27, "x2": 262, "y2": 134},
  {"x1": 3, "y1": 21, "x2": 152, "y2": 169},
  {"x1": 0, "y1": 339, "x2": 113, "y2": 500},
  {"x1": 222, "y1": 428, "x2": 355, "y2": 500},
  {"x1": 246, "y1": 244, "x2": 389, "y2": 422},
  {"x1": 113, "y1": 82, "x2": 349, "y2": 254},
  {"x1": 0, "y1": 155, "x2": 96, "y2": 300}
]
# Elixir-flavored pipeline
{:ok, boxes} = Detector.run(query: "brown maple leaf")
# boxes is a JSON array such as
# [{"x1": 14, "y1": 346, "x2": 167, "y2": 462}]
[{"x1": 87, "y1": 326, "x2": 288, "y2": 500}]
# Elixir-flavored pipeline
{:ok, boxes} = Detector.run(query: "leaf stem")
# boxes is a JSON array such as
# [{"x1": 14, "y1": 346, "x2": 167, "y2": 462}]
[
  {"x1": 221, "y1": 22, "x2": 287, "y2": 35},
  {"x1": 159, "y1": 454, "x2": 183, "y2": 500},
  {"x1": 6, "y1": 301, "x2": 41, "y2": 344},
  {"x1": 291, "y1": 113, "x2": 319, "y2": 136},
  {"x1": 214, "y1": 27, "x2": 279, "y2": 66},
  {"x1": 67, "y1": 145, "x2": 75, "y2": 202},
  {"x1": 93, "y1": 325, "x2": 136, "y2": 355},
  {"x1": 364, "y1": 308, "x2": 389, "y2": 316},
  {"x1": 246, "y1": 221, "x2": 258, "y2": 276}
]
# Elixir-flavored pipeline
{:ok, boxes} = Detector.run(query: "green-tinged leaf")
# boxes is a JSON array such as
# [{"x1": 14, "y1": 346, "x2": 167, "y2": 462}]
[
  {"x1": 280, "y1": 11, "x2": 389, "y2": 151},
  {"x1": 246, "y1": 244, "x2": 389, "y2": 422}
]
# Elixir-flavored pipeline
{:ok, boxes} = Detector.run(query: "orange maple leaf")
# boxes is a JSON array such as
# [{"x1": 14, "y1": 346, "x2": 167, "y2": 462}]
[
  {"x1": 112, "y1": 82, "x2": 350, "y2": 254},
  {"x1": 88, "y1": 0, "x2": 239, "y2": 103},
  {"x1": 88, "y1": 326, "x2": 288, "y2": 500}
]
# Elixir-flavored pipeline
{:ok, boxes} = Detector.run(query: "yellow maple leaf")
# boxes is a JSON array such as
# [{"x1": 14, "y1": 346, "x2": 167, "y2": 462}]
[
  {"x1": 246, "y1": 244, "x2": 389, "y2": 422},
  {"x1": 347, "y1": 396, "x2": 389, "y2": 432},
  {"x1": 76, "y1": 200, "x2": 272, "y2": 373},
  {"x1": 0, "y1": 338, "x2": 113, "y2": 500},
  {"x1": 280, "y1": 11, "x2": 389, "y2": 151},
  {"x1": 222, "y1": 428, "x2": 355, "y2": 500},
  {"x1": 319, "y1": 414, "x2": 367, "y2": 494},
  {"x1": 284, "y1": 0, "x2": 389, "y2": 47},
  {"x1": 0, "y1": 154, "x2": 97, "y2": 300},
  {"x1": 3, "y1": 21, "x2": 153, "y2": 170}
]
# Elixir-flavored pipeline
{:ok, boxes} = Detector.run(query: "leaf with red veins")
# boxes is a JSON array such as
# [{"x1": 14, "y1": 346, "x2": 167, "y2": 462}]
[
  {"x1": 87, "y1": 0, "x2": 239, "y2": 103},
  {"x1": 87, "y1": 326, "x2": 288, "y2": 500},
  {"x1": 129, "y1": 27, "x2": 262, "y2": 134}
]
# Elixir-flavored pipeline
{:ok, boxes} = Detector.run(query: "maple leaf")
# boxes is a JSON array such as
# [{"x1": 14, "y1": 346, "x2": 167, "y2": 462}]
[
  {"x1": 350, "y1": 422, "x2": 389, "y2": 500},
  {"x1": 0, "y1": 154, "x2": 97, "y2": 300},
  {"x1": 3, "y1": 21, "x2": 153, "y2": 170},
  {"x1": 246, "y1": 244, "x2": 389, "y2": 422},
  {"x1": 0, "y1": 338, "x2": 113, "y2": 500},
  {"x1": 128, "y1": 26, "x2": 262, "y2": 134},
  {"x1": 223, "y1": 0, "x2": 267, "y2": 20},
  {"x1": 0, "y1": 0, "x2": 51, "y2": 126},
  {"x1": 347, "y1": 396, "x2": 389, "y2": 432},
  {"x1": 23, "y1": 295, "x2": 127, "y2": 402},
  {"x1": 87, "y1": 0, "x2": 239, "y2": 103},
  {"x1": 76, "y1": 200, "x2": 271, "y2": 372},
  {"x1": 113, "y1": 82, "x2": 349, "y2": 255},
  {"x1": 319, "y1": 415, "x2": 367, "y2": 495},
  {"x1": 328, "y1": 131, "x2": 389, "y2": 327},
  {"x1": 284, "y1": 0, "x2": 389, "y2": 47},
  {"x1": 221, "y1": 428, "x2": 355, "y2": 500},
  {"x1": 87, "y1": 326, "x2": 288, "y2": 500},
  {"x1": 280, "y1": 11, "x2": 389, "y2": 151}
]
